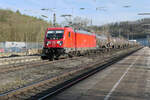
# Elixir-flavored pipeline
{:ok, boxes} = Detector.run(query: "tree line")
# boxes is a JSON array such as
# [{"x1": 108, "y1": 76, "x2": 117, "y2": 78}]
[
  {"x1": 0, "y1": 9, "x2": 51, "y2": 42},
  {"x1": 88, "y1": 18, "x2": 150, "y2": 39}
]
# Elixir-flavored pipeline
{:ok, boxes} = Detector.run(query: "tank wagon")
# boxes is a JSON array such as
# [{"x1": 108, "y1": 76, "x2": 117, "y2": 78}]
[{"x1": 41, "y1": 27, "x2": 139, "y2": 60}]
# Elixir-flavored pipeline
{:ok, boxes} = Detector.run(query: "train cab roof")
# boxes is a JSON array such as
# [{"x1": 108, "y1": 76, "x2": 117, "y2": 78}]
[
  {"x1": 46, "y1": 27, "x2": 95, "y2": 36},
  {"x1": 47, "y1": 27, "x2": 73, "y2": 30}
]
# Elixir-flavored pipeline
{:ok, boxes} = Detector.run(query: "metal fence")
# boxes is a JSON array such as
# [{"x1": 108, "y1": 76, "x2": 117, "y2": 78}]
[
  {"x1": 0, "y1": 42, "x2": 43, "y2": 54},
  {"x1": 0, "y1": 42, "x2": 3, "y2": 48}
]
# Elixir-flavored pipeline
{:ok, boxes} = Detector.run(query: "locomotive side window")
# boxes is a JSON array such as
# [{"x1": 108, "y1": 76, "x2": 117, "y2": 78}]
[
  {"x1": 69, "y1": 32, "x2": 71, "y2": 37},
  {"x1": 46, "y1": 30, "x2": 64, "y2": 40}
]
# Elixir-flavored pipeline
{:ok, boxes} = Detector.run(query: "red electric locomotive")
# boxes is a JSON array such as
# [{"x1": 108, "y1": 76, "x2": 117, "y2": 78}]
[{"x1": 41, "y1": 27, "x2": 96, "y2": 60}]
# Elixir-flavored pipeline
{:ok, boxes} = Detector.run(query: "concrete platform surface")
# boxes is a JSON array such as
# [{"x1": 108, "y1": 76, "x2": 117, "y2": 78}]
[{"x1": 51, "y1": 47, "x2": 150, "y2": 100}]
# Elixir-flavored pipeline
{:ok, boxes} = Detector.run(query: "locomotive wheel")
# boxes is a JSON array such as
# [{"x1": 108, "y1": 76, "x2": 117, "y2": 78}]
[
  {"x1": 49, "y1": 57, "x2": 54, "y2": 61},
  {"x1": 48, "y1": 55, "x2": 54, "y2": 61},
  {"x1": 77, "y1": 51, "x2": 81, "y2": 56},
  {"x1": 54, "y1": 56, "x2": 59, "y2": 60},
  {"x1": 54, "y1": 58, "x2": 59, "y2": 60},
  {"x1": 41, "y1": 56, "x2": 48, "y2": 60},
  {"x1": 54, "y1": 54, "x2": 60, "y2": 60},
  {"x1": 68, "y1": 54, "x2": 73, "y2": 58}
]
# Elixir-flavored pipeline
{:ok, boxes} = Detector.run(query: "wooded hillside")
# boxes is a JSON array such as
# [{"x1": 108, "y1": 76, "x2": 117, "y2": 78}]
[
  {"x1": 0, "y1": 9, "x2": 51, "y2": 42},
  {"x1": 88, "y1": 18, "x2": 150, "y2": 39}
]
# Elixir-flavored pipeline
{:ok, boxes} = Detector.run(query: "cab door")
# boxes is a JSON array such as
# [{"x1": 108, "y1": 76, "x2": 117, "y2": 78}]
[{"x1": 67, "y1": 31, "x2": 73, "y2": 48}]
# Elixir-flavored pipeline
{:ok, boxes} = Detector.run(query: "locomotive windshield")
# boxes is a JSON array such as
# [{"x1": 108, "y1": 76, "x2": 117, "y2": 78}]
[{"x1": 46, "y1": 30, "x2": 64, "y2": 40}]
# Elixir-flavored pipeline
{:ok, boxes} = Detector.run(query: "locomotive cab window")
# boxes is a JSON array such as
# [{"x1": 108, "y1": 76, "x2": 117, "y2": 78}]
[
  {"x1": 68, "y1": 32, "x2": 71, "y2": 37},
  {"x1": 46, "y1": 30, "x2": 64, "y2": 40}
]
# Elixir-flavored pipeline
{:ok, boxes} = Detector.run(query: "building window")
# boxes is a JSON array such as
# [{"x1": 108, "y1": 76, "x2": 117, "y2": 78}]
[{"x1": 69, "y1": 32, "x2": 71, "y2": 37}]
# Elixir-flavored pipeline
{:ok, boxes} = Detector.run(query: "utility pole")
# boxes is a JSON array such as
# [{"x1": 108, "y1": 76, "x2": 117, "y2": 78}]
[
  {"x1": 91, "y1": 19, "x2": 93, "y2": 26},
  {"x1": 53, "y1": 13, "x2": 56, "y2": 27},
  {"x1": 41, "y1": 8, "x2": 57, "y2": 27},
  {"x1": 26, "y1": 32, "x2": 27, "y2": 55},
  {"x1": 119, "y1": 29, "x2": 121, "y2": 37}
]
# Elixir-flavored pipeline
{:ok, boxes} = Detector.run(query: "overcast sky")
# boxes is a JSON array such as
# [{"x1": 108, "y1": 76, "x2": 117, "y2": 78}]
[{"x1": 0, "y1": 0, "x2": 150, "y2": 25}]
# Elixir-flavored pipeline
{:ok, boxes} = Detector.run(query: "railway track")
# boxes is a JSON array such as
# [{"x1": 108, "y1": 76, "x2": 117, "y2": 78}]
[
  {"x1": 0, "y1": 48, "x2": 113, "y2": 74},
  {"x1": 0, "y1": 56, "x2": 41, "y2": 66},
  {"x1": 0, "y1": 55, "x2": 90, "y2": 74},
  {"x1": 0, "y1": 60, "x2": 49, "y2": 74},
  {"x1": 0, "y1": 47, "x2": 142, "y2": 100},
  {"x1": 0, "y1": 53, "x2": 103, "y2": 94}
]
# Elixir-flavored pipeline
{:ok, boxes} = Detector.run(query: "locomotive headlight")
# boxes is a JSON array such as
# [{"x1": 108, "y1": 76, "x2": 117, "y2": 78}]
[
  {"x1": 57, "y1": 41, "x2": 63, "y2": 46},
  {"x1": 47, "y1": 41, "x2": 51, "y2": 45},
  {"x1": 57, "y1": 41, "x2": 60, "y2": 44},
  {"x1": 59, "y1": 41, "x2": 63, "y2": 46},
  {"x1": 60, "y1": 41, "x2": 63, "y2": 46}
]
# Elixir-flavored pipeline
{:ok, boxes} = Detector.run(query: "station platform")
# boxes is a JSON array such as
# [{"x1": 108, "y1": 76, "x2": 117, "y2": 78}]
[{"x1": 51, "y1": 47, "x2": 150, "y2": 100}]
